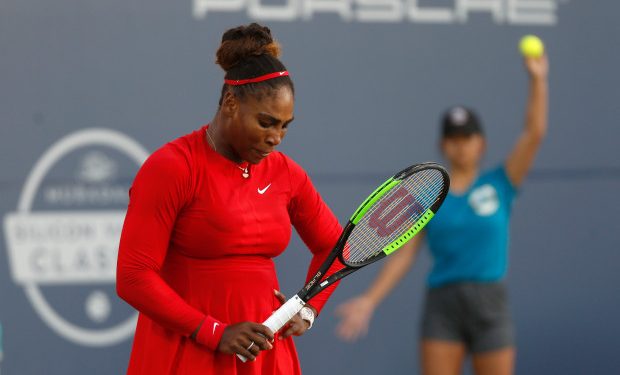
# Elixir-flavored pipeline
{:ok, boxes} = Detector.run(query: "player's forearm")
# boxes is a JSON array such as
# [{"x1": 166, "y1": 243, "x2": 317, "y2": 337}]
[
  {"x1": 505, "y1": 72, "x2": 549, "y2": 186},
  {"x1": 364, "y1": 249, "x2": 416, "y2": 307},
  {"x1": 523, "y1": 75, "x2": 548, "y2": 142},
  {"x1": 303, "y1": 254, "x2": 342, "y2": 315},
  {"x1": 116, "y1": 266, "x2": 214, "y2": 337}
]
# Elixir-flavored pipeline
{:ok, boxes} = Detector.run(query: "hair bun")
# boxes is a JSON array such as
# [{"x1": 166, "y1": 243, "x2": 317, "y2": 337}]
[{"x1": 216, "y1": 23, "x2": 282, "y2": 71}]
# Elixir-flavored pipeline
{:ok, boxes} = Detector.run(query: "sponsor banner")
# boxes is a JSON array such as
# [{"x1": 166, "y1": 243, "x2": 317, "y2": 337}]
[
  {"x1": 3, "y1": 128, "x2": 149, "y2": 347},
  {"x1": 193, "y1": 0, "x2": 562, "y2": 25},
  {"x1": 5, "y1": 211, "x2": 124, "y2": 285}
]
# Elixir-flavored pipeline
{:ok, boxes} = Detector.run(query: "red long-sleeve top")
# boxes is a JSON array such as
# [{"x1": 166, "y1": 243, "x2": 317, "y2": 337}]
[{"x1": 116, "y1": 126, "x2": 342, "y2": 360}]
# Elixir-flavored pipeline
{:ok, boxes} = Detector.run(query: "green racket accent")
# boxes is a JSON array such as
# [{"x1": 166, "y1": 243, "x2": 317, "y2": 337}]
[
  {"x1": 382, "y1": 209, "x2": 435, "y2": 255},
  {"x1": 350, "y1": 179, "x2": 401, "y2": 225}
]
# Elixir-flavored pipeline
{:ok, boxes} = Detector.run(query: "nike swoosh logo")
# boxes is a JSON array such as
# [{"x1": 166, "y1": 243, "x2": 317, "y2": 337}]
[
  {"x1": 213, "y1": 322, "x2": 219, "y2": 334},
  {"x1": 258, "y1": 184, "x2": 272, "y2": 195}
]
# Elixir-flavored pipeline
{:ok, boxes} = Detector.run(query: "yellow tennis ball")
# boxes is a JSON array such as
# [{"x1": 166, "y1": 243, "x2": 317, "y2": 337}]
[{"x1": 519, "y1": 35, "x2": 544, "y2": 58}]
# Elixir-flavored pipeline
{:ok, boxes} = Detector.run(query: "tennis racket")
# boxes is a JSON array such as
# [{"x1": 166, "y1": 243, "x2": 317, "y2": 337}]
[{"x1": 238, "y1": 162, "x2": 449, "y2": 362}]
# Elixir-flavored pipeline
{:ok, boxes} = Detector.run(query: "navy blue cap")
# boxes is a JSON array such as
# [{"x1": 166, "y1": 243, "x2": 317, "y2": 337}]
[{"x1": 441, "y1": 106, "x2": 483, "y2": 138}]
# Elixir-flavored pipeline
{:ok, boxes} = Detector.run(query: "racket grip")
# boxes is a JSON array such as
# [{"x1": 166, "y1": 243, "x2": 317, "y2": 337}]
[
  {"x1": 263, "y1": 294, "x2": 306, "y2": 333},
  {"x1": 236, "y1": 294, "x2": 305, "y2": 362}
]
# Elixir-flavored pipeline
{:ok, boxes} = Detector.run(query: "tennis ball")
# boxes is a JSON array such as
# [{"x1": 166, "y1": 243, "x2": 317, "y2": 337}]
[{"x1": 519, "y1": 35, "x2": 544, "y2": 58}]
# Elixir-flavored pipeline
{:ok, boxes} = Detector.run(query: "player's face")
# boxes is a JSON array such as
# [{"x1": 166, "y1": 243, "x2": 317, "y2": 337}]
[
  {"x1": 226, "y1": 86, "x2": 295, "y2": 164},
  {"x1": 441, "y1": 134, "x2": 485, "y2": 170}
]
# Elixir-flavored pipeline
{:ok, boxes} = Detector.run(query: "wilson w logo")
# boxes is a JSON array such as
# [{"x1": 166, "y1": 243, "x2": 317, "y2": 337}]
[{"x1": 368, "y1": 186, "x2": 424, "y2": 237}]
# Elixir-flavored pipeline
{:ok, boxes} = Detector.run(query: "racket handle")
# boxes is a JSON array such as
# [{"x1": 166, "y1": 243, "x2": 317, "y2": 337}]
[
  {"x1": 262, "y1": 294, "x2": 306, "y2": 333},
  {"x1": 236, "y1": 294, "x2": 305, "y2": 362}
]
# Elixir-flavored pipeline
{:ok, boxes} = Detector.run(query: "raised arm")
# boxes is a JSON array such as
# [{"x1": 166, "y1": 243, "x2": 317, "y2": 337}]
[
  {"x1": 335, "y1": 233, "x2": 423, "y2": 342},
  {"x1": 505, "y1": 55, "x2": 549, "y2": 187}
]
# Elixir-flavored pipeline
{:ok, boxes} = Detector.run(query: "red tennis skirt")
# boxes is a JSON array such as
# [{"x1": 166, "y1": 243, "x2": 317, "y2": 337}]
[{"x1": 126, "y1": 254, "x2": 302, "y2": 375}]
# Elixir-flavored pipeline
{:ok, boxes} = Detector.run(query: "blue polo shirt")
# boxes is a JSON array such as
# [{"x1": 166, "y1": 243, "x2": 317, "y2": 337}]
[{"x1": 425, "y1": 166, "x2": 516, "y2": 287}]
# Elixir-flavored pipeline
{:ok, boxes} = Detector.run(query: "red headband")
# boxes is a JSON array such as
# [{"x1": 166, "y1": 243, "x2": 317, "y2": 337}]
[{"x1": 224, "y1": 71, "x2": 289, "y2": 86}]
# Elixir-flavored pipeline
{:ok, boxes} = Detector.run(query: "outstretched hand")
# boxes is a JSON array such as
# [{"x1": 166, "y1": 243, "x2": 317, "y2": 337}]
[
  {"x1": 334, "y1": 295, "x2": 376, "y2": 342},
  {"x1": 217, "y1": 322, "x2": 274, "y2": 361}
]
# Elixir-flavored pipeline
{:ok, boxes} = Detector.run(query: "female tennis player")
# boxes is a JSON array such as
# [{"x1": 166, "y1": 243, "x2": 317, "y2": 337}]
[
  {"x1": 335, "y1": 55, "x2": 549, "y2": 375},
  {"x1": 116, "y1": 23, "x2": 343, "y2": 374}
]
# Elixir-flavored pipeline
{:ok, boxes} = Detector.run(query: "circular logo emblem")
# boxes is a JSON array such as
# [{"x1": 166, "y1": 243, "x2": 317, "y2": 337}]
[
  {"x1": 3, "y1": 128, "x2": 149, "y2": 346},
  {"x1": 468, "y1": 184, "x2": 499, "y2": 217}
]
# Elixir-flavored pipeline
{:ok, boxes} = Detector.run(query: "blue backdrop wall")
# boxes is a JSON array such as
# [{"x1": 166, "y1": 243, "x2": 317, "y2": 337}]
[{"x1": 1, "y1": 0, "x2": 619, "y2": 374}]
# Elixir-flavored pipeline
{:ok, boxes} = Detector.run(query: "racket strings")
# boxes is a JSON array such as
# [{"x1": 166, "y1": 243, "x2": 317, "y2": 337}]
[
  {"x1": 345, "y1": 169, "x2": 446, "y2": 264},
  {"x1": 347, "y1": 172, "x2": 442, "y2": 262}
]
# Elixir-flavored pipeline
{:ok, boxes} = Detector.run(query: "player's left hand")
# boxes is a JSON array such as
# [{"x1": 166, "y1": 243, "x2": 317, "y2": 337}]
[{"x1": 274, "y1": 290, "x2": 315, "y2": 339}]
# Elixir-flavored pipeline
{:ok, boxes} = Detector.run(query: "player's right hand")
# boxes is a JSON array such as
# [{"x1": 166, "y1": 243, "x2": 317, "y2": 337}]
[
  {"x1": 334, "y1": 295, "x2": 376, "y2": 342},
  {"x1": 217, "y1": 322, "x2": 274, "y2": 361},
  {"x1": 525, "y1": 54, "x2": 549, "y2": 81}
]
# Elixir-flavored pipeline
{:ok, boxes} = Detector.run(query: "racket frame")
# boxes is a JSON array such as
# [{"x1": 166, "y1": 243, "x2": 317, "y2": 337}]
[{"x1": 300, "y1": 162, "x2": 449, "y2": 302}]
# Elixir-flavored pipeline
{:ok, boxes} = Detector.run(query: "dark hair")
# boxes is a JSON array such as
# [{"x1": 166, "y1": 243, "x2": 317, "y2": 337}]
[{"x1": 216, "y1": 23, "x2": 294, "y2": 106}]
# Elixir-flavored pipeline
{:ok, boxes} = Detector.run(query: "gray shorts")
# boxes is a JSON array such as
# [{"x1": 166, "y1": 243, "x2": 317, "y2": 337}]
[{"x1": 421, "y1": 282, "x2": 514, "y2": 353}]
